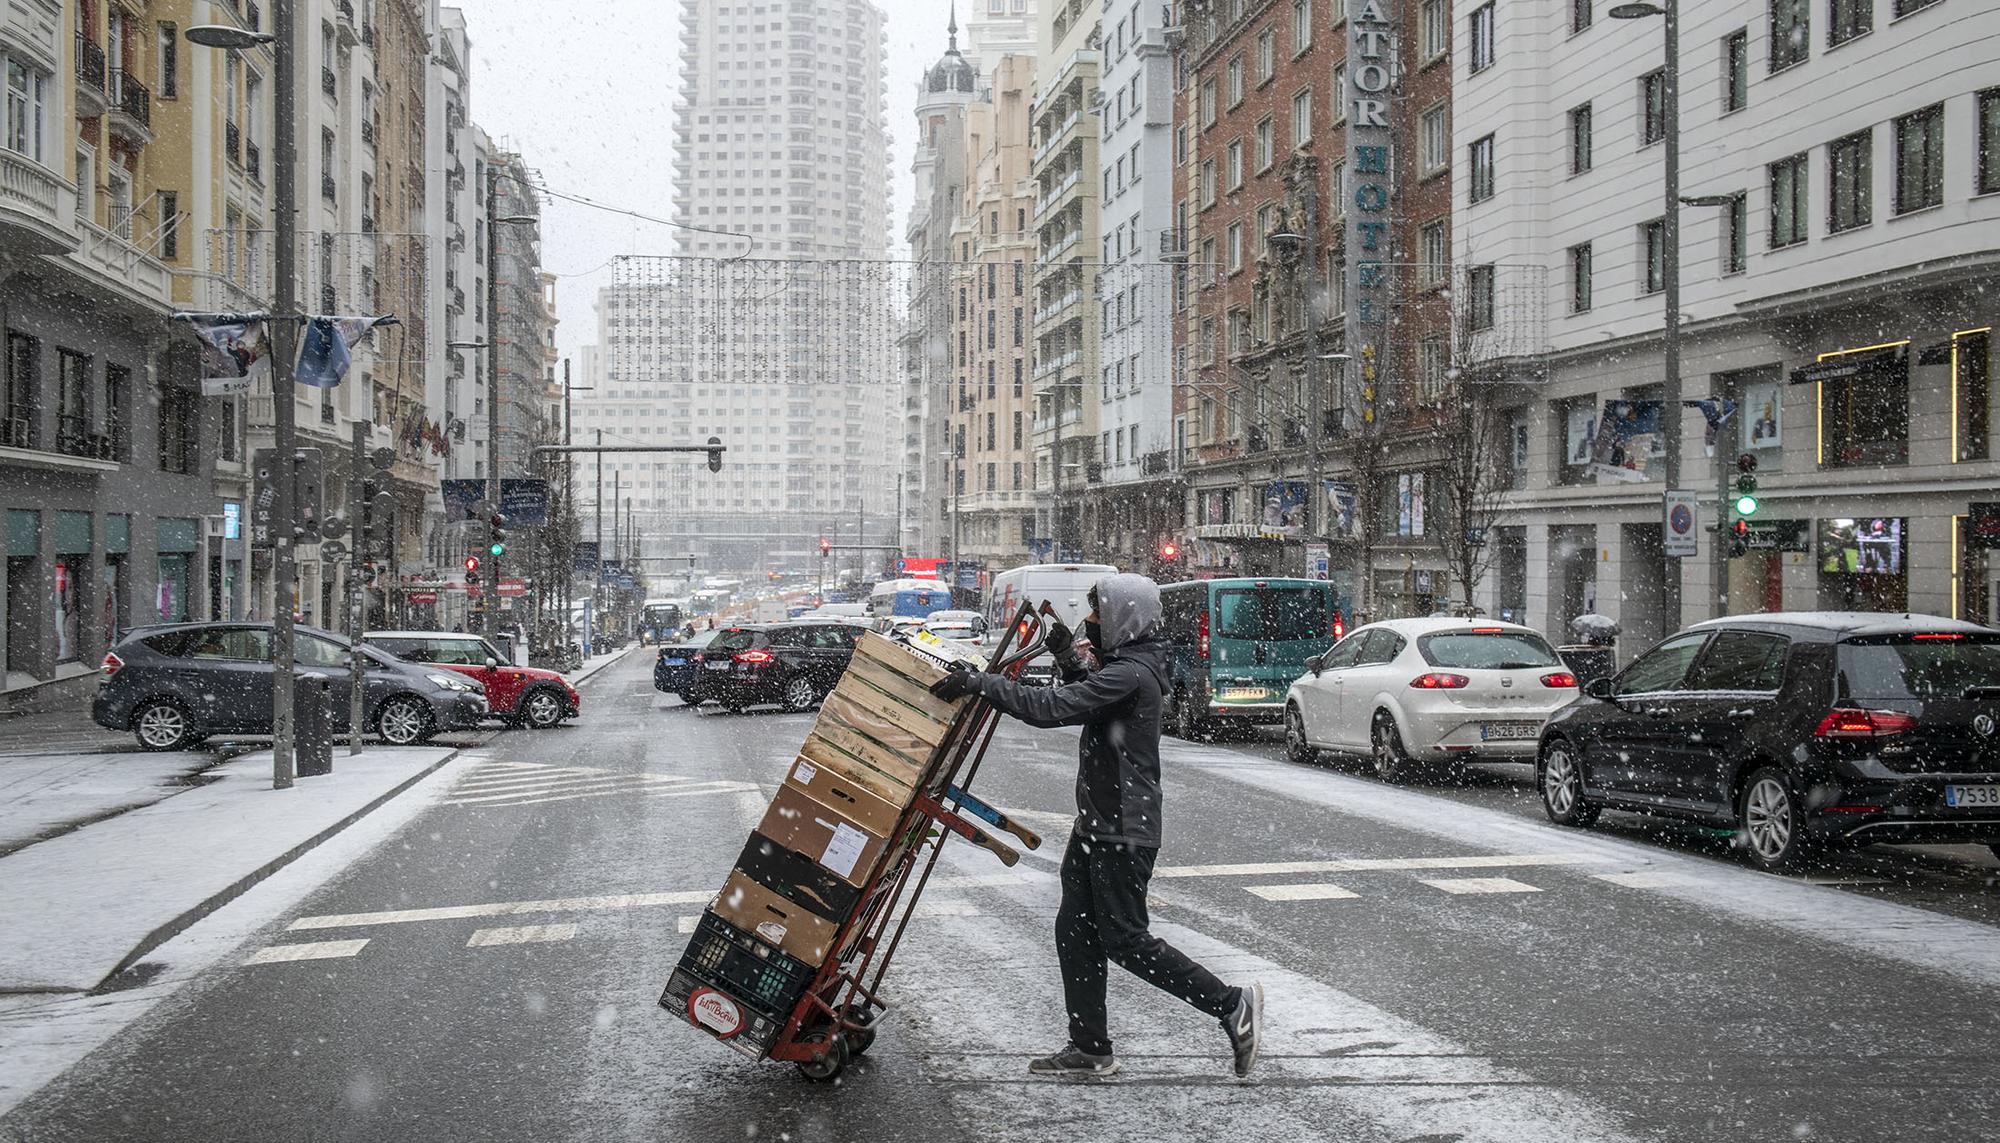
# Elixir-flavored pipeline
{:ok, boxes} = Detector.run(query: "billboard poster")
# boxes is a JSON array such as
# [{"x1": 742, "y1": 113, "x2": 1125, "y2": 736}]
[
  {"x1": 1820, "y1": 517, "x2": 1904, "y2": 575},
  {"x1": 1261, "y1": 481, "x2": 1307, "y2": 533},
  {"x1": 1321, "y1": 480, "x2": 1359, "y2": 539},
  {"x1": 1742, "y1": 380, "x2": 1782, "y2": 451},
  {"x1": 1396, "y1": 473, "x2": 1425, "y2": 537},
  {"x1": 1590, "y1": 400, "x2": 1665, "y2": 483},
  {"x1": 500, "y1": 479, "x2": 549, "y2": 527},
  {"x1": 1565, "y1": 406, "x2": 1598, "y2": 466}
]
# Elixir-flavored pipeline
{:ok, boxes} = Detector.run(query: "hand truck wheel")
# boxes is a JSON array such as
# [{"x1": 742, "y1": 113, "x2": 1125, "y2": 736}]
[
  {"x1": 839, "y1": 1004, "x2": 877, "y2": 1057},
  {"x1": 795, "y1": 1033, "x2": 849, "y2": 1082}
]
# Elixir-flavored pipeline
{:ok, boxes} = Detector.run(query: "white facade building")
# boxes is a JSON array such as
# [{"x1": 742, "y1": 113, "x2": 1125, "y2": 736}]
[
  {"x1": 964, "y1": 0, "x2": 1040, "y2": 65},
  {"x1": 433, "y1": 9, "x2": 485, "y2": 484},
  {"x1": 1454, "y1": 0, "x2": 2000, "y2": 644}
]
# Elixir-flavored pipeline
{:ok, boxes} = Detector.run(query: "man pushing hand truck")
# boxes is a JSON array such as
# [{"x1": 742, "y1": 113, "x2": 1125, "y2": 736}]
[{"x1": 929, "y1": 572, "x2": 1264, "y2": 1078}]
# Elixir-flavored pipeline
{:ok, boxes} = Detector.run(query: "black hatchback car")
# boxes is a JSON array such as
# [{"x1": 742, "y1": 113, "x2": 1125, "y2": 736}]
[
  {"x1": 93, "y1": 622, "x2": 489, "y2": 750},
  {"x1": 1536, "y1": 612, "x2": 2000, "y2": 871},
  {"x1": 691, "y1": 621, "x2": 866, "y2": 712},
  {"x1": 654, "y1": 629, "x2": 720, "y2": 704}
]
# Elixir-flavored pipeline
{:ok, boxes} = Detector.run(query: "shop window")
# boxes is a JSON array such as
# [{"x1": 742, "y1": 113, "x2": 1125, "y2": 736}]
[
  {"x1": 1818, "y1": 516, "x2": 1908, "y2": 612},
  {"x1": 1956, "y1": 328, "x2": 1991, "y2": 463},
  {"x1": 1816, "y1": 344, "x2": 1909, "y2": 468},
  {"x1": 1554, "y1": 396, "x2": 1597, "y2": 486}
]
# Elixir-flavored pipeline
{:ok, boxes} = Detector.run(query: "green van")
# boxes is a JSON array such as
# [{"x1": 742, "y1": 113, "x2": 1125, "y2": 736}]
[{"x1": 1158, "y1": 578, "x2": 1346, "y2": 738}]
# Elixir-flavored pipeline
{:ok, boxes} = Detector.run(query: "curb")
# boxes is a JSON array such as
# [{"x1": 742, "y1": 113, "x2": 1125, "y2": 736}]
[
  {"x1": 566, "y1": 642, "x2": 644, "y2": 687},
  {"x1": 100, "y1": 747, "x2": 463, "y2": 989}
]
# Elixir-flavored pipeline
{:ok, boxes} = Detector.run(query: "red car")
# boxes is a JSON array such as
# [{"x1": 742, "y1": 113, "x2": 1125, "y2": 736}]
[{"x1": 365, "y1": 631, "x2": 580, "y2": 729}]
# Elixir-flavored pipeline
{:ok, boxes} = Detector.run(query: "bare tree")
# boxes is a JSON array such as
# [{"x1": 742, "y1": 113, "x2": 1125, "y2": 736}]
[{"x1": 1425, "y1": 263, "x2": 1520, "y2": 613}]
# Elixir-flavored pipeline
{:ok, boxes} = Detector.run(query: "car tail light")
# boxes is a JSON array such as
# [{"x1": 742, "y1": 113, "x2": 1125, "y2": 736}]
[
  {"x1": 1541, "y1": 671, "x2": 1579, "y2": 688},
  {"x1": 735, "y1": 650, "x2": 774, "y2": 665},
  {"x1": 1912, "y1": 633, "x2": 1965, "y2": 641},
  {"x1": 1813, "y1": 708, "x2": 1918, "y2": 738},
  {"x1": 1197, "y1": 608, "x2": 1210, "y2": 660},
  {"x1": 1470, "y1": 626, "x2": 1506, "y2": 633},
  {"x1": 100, "y1": 651, "x2": 123, "y2": 679},
  {"x1": 1410, "y1": 672, "x2": 1470, "y2": 689}
]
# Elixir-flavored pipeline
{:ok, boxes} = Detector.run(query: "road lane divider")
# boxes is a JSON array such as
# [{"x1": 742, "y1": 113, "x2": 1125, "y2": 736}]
[
  {"x1": 1418, "y1": 877, "x2": 1543, "y2": 895},
  {"x1": 1156, "y1": 852, "x2": 1613, "y2": 878},
  {"x1": 466, "y1": 924, "x2": 578, "y2": 947},
  {"x1": 243, "y1": 938, "x2": 369, "y2": 965}
]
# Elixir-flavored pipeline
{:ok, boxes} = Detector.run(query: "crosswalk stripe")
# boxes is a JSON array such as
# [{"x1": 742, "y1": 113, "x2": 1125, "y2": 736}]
[
  {"x1": 290, "y1": 890, "x2": 717, "y2": 931},
  {"x1": 454, "y1": 781, "x2": 759, "y2": 808},
  {"x1": 445, "y1": 775, "x2": 712, "y2": 801},
  {"x1": 1246, "y1": 882, "x2": 1361, "y2": 901},
  {"x1": 244, "y1": 938, "x2": 369, "y2": 964},
  {"x1": 1420, "y1": 877, "x2": 1543, "y2": 895},
  {"x1": 466, "y1": 924, "x2": 578, "y2": 947},
  {"x1": 1156, "y1": 852, "x2": 1612, "y2": 878}
]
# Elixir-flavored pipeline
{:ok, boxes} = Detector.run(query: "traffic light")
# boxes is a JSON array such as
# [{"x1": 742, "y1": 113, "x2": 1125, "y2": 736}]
[
  {"x1": 464, "y1": 555, "x2": 481, "y2": 584},
  {"x1": 1159, "y1": 541, "x2": 1179, "y2": 561},
  {"x1": 1728, "y1": 518, "x2": 1750, "y2": 559},
  {"x1": 706, "y1": 435, "x2": 724, "y2": 473},
  {"x1": 819, "y1": 536, "x2": 831, "y2": 557},
  {"x1": 360, "y1": 478, "x2": 380, "y2": 545},
  {"x1": 1733, "y1": 453, "x2": 1760, "y2": 517},
  {"x1": 488, "y1": 512, "x2": 508, "y2": 557}
]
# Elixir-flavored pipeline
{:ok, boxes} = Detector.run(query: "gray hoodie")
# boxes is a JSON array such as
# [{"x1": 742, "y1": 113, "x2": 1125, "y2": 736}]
[{"x1": 967, "y1": 573, "x2": 1170, "y2": 847}]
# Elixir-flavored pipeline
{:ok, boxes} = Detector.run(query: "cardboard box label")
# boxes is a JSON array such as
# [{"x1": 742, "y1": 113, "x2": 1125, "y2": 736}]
[
  {"x1": 820, "y1": 821, "x2": 868, "y2": 879},
  {"x1": 794, "y1": 760, "x2": 819, "y2": 786}
]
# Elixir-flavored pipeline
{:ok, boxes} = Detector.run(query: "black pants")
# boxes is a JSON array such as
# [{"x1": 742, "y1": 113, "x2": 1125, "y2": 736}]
[{"x1": 1056, "y1": 832, "x2": 1238, "y2": 1056}]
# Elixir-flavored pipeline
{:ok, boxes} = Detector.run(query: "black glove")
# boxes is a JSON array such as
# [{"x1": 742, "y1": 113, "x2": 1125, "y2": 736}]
[
  {"x1": 929, "y1": 662, "x2": 982, "y2": 702},
  {"x1": 1041, "y1": 617, "x2": 1074, "y2": 656}
]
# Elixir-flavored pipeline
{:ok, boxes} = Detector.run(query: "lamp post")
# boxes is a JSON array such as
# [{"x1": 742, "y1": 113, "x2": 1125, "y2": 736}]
[{"x1": 187, "y1": 18, "x2": 296, "y2": 789}]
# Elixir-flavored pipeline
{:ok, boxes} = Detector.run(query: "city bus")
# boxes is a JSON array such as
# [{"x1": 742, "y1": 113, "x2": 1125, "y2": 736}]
[{"x1": 866, "y1": 578, "x2": 955, "y2": 620}]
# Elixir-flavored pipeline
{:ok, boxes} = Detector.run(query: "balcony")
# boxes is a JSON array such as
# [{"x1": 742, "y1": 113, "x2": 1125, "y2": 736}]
[
  {"x1": 68, "y1": 220, "x2": 173, "y2": 309},
  {"x1": 247, "y1": 2, "x2": 261, "y2": 31},
  {"x1": 360, "y1": 118, "x2": 375, "y2": 148},
  {"x1": 74, "y1": 37, "x2": 108, "y2": 116},
  {"x1": 225, "y1": 121, "x2": 241, "y2": 164},
  {"x1": 245, "y1": 142, "x2": 262, "y2": 181},
  {"x1": 0, "y1": 149, "x2": 78, "y2": 256},
  {"x1": 360, "y1": 213, "x2": 375, "y2": 234},
  {"x1": 321, "y1": 67, "x2": 337, "y2": 101},
  {"x1": 1034, "y1": 290, "x2": 1081, "y2": 325},
  {"x1": 1037, "y1": 167, "x2": 1081, "y2": 214},
  {"x1": 336, "y1": 0, "x2": 360, "y2": 45},
  {"x1": 107, "y1": 71, "x2": 151, "y2": 144},
  {"x1": 321, "y1": 174, "x2": 337, "y2": 202}
]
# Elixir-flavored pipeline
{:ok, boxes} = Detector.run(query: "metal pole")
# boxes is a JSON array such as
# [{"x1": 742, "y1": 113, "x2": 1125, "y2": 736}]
[
  {"x1": 485, "y1": 168, "x2": 502, "y2": 641},
  {"x1": 1715, "y1": 422, "x2": 1731, "y2": 616},
  {"x1": 269, "y1": 0, "x2": 299, "y2": 790},
  {"x1": 348, "y1": 419, "x2": 366, "y2": 755},
  {"x1": 594, "y1": 428, "x2": 603, "y2": 641},
  {"x1": 1661, "y1": 0, "x2": 1684, "y2": 632}
]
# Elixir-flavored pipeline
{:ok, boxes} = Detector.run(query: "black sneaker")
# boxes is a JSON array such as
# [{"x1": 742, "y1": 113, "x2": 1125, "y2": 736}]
[
  {"x1": 1222, "y1": 982, "x2": 1263, "y2": 1077},
  {"x1": 1028, "y1": 1042, "x2": 1119, "y2": 1077}
]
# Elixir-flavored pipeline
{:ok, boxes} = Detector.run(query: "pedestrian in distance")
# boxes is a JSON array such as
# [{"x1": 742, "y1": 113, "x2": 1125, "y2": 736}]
[{"x1": 929, "y1": 572, "x2": 1263, "y2": 1079}]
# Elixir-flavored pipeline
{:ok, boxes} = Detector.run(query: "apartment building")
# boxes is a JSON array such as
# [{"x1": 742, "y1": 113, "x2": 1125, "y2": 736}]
[
  {"x1": 965, "y1": 0, "x2": 1039, "y2": 63},
  {"x1": 946, "y1": 53, "x2": 1040, "y2": 570},
  {"x1": 1456, "y1": 0, "x2": 2000, "y2": 644},
  {"x1": 432, "y1": 8, "x2": 482, "y2": 485},
  {"x1": 1081, "y1": 0, "x2": 1178, "y2": 568},
  {"x1": 1028, "y1": 0, "x2": 1102, "y2": 559}
]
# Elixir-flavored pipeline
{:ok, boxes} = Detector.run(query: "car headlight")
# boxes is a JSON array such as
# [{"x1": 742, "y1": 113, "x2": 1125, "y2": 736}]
[{"x1": 427, "y1": 673, "x2": 476, "y2": 693}]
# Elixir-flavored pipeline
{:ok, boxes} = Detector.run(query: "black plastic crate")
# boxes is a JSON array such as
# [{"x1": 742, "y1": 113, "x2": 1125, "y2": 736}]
[
  {"x1": 676, "y1": 911, "x2": 816, "y2": 1018},
  {"x1": 659, "y1": 967, "x2": 785, "y2": 1060}
]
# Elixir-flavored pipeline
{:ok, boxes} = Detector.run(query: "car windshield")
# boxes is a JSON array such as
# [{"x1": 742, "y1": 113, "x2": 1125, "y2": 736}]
[
  {"x1": 1418, "y1": 630, "x2": 1562, "y2": 670},
  {"x1": 1214, "y1": 588, "x2": 1332, "y2": 642},
  {"x1": 1838, "y1": 636, "x2": 2000, "y2": 701}
]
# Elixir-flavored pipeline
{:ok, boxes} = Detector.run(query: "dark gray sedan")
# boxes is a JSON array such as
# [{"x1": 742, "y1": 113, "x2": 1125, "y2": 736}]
[{"x1": 92, "y1": 622, "x2": 489, "y2": 751}]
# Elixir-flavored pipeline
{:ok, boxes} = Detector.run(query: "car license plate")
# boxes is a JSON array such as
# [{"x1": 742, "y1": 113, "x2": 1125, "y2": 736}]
[
  {"x1": 1944, "y1": 783, "x2": 2000, "y2": 808},
  {"x1": 706, "y1": 661, "x2": 731, "y2": 672},
  {"x1": 663, "y1": 657, "x2": 686, "y2": 666},
  {"x1": 1218, "y1": 687, "x2": 1269, "y2": 701},
  {"x1": 1481, "y1": 722, "x2": 1539, "y2": 741}
]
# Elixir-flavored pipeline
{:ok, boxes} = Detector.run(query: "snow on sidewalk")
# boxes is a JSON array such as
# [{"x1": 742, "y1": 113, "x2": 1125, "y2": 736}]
[
  {"x1": 0, "y1": 746, "x2": 452, "y2": 993},
  {"x1": 0, "y1": 751, "x2": 219, "y2": 855}
]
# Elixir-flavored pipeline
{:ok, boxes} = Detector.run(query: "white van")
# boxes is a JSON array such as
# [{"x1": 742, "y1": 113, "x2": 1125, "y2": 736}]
[{"x1": 983, "y1": 563, "x2": 1118, "y2": 679}]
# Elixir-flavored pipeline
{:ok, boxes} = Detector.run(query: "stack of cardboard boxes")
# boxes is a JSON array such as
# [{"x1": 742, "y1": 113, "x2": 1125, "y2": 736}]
[{"x1": 662, "y1": 630, "x2": 985, "y2": 1057}]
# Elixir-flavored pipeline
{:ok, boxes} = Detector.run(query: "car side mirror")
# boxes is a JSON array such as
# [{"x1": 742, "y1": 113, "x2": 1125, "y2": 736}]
[
  {"x1": 1583, "y1": 677, "x2": 1616, "y2": 701},
  {"x1": 1305, "y1": 654, "x2": 1324, "y2": 676},
  {"x1": 484, "y1": 657, "x2": 500, "y2": 669}
]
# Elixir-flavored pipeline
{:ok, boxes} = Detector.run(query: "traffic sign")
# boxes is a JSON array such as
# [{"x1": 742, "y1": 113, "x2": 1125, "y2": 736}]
[{"x1": 1663, "y1": 490, "x2": 1699, "y2": 557}]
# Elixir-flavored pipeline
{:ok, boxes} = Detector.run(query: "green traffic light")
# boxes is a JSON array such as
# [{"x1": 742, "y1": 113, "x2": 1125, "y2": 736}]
[
  {"x1": 1734, "y1": 494, "x2": 1760, "y2": 516},
  {"x1": 489, "y1": 542, "x2": 506, "y2": 556}
]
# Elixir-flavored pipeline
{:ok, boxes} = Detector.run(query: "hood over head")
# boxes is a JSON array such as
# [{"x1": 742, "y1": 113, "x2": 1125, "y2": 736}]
[{"x1": 1089, "y1": 573, "x2": 1163, "y2": 654}]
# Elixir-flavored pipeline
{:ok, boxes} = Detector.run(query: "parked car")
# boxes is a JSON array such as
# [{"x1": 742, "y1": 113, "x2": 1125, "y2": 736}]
[
  {"x1": 655, "y1": 629, "x2": 721, "y2": 704},
  {"x1": 366, "y1": 630, "x2": 580, "y2": 729},
  {"x1": 693, "y1": 621, "x2": 864, "y2": 713},
  {"x1": 922, "y1": 608, "x2": 986, "y2": 642},
  {"x1": 1159, "y1": 577, "x2": 1345, "y2": 738},
  {"x1": 1285, "y1": 618, "x2": 1578, "y2": 782},
  {"x1": 94, "y1": 622, "x2": 488, "y2": 751},
  {"x1": 1535, "y1": 612, "x2": 2000, "y2": 871}
]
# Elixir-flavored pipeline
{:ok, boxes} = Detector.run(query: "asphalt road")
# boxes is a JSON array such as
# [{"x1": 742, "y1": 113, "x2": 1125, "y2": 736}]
[{"x1": 6, "y1": 651, "x2": 2000, "y2": 1142}]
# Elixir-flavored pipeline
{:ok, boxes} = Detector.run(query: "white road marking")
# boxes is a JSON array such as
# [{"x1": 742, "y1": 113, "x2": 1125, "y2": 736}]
[
  {"x1": 243, "y1": 939, "x2": 369, "y2": 965},
  {"x1": 1156, "y1": 852, "x2": 1612, "y2": 878},
  {"x1": 676, "y1": 915, "x2": 700, "y2": 934},
  {"x1": 1420, "y1": 877, "x2": 1543, "y2": 895},
  {"x1": 1595, "y1": 870, "x2": 1699, "y2": 889},
  {"x1": 448, "y1": 780, "x2": 757, "y2": 808},
  {"x1": 466, "y1": 924, "x2": 578, "y2": 947},
  {"x1": 440, "y1": 759, "x2": 758, "y2": 808},
  {"x1": 289, "y1": 889, "x2": 715, "y2": 931},
  {"x1": 1246, "y1": 882, "x2": 1361, "y2": 901}
]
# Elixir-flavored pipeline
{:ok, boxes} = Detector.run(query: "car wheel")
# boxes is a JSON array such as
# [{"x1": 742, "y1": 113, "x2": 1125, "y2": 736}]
[
  {"x1": 1371, "y1": 711, "x2": 1418, "y2": 784},
  {"x1": 678, "y1": 690, "x2": 706, "y2": 708},
  {"x1": 1538, "y1": 738, "x2": 1600, "y2": 827},
  {"x1": 1738, "y1": 766, "x2": 1813, "y2": 872},
  {"x1": 1283, "y1": 704, "x2": 1319, "y2": 766},
  {"x1": 781, "y1": 676, "x2": 819, "y2": 713},
  {"x1": 132, "y1": 699, "x2": 201, "y2": 752},
  {"x1": 375, "y1": 696, "x2": 433, "y2": 746},
  {"x1": 520, "y1": 687, "x2": 565, "y2": 730},
  {"x1": 1173, "y1": 691, "x2": 1208, "y2": 741}
]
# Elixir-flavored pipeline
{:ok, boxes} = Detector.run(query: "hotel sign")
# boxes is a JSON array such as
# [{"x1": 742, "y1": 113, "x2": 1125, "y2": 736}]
[{"x1": 1344, "y1": 0, "x2": 1395, "y2": 428}]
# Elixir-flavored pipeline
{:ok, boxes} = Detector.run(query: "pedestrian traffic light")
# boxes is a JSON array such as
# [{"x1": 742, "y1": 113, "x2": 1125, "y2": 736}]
[
  {"x1": 706, "y1": 436, "x2": 724, "y2": 473},
  {"x1": 360, "y1": 478, "x2": 380, "y2": 543},
  {"x1": 464, "y1": 555, "x2": 481, "y2": 584},
  {"x1": 1728, "y1": 518, "x2": 1750, "y2": 559},
  {"x1": 488, "y1": 511, "x2": 508, "y2": 557},
  {"x1": 819, "y1": 536, "x2": 830, "y2": 557}
]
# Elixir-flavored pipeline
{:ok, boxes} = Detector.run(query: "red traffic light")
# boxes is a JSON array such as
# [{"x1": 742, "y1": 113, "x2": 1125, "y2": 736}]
[
  {"x1": 1732, "y1": 519, "x2": 1749, "y2": 537},
  {"x1": 1159, "y1": 541, "x2": 1179, "y2": 560},
  {"x1": 464, "y1": 556, "x2": 480, "y2": 573},
  {"x1": 818, "y1": 537, "x2": 830, "y2": 556}
]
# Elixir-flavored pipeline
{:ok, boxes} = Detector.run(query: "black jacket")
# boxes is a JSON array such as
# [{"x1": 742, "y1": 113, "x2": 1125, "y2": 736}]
[{"x1": 968, "y1": 573, "x2": 1169, "y2": 848}]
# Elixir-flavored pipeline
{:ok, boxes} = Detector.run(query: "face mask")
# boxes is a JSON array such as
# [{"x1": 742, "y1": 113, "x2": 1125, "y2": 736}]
[{"x1": 1084, "y1": 619, "x2": 1103, "y2": 649}]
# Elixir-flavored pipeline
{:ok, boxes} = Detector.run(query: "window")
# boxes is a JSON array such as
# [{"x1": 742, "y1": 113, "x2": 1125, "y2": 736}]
[
  {"x1": 1257, "y1": 29, "x2": 1275, "y2": 82},
  {"x1": 1614, "y1": 631, "x2": 1710, "y2": 695},
  {"x1": 158, "y1": 22, "x2": 178, "y2": 99},
  {"x1": 1199, "y1": 78, "x2": 1217, "y2": 127},
  {"x1": 1891, "y1": 0, "x2": 1940, "y2": 12},
  {"x1": 1641, "y1": 218, "x2": 1666, "y2": 294},
  {"x1": 1569, "y1": 242, "x2": 1593, "y2": 313},
  {"x1": 1685, "y1": 631, "x2": 1790, "y2": 691},
  {"x1": 1819, "y1": 347, "x2": 1910, "y2": 466},
  {"x1": 1226, "y1": 139, "x2": 1243, "y2": 189},
  {"x1": 1199, "y1": 158, "x2": 1217, "y2": 206},
  {"x1": 1419, "y1": 104, "x2": 1448, "y2": 175},
  {"x1": 1291, "y1": 88, "x2": 1312, "y2": 148},
  {"x1": 1894, "y1": 103, "x2": 1943, "y2": 214},
  {"x1": 1419, "y1": 219, "x2": 1447, "y2": 285},
  {"x1": 1572, "y1": 0, "x2": 1592, "y2": 34},
  {"x1": 1828, "y1": 0, "x2": 1871, "y2": 47},
  {"x1": 157, "y1": 384, "x2": 199, "y2": 474},
  {"x1": 1770, "y1": 153, "x2": 1809, "y2": 247},
  {"x1": 1255, "y1": 117, "x2": 1274, "y2": 171},
  {"x1": 1722, "y1": 29, "x2": 1748, "y2": 112},
  {"x1": 3, "y1": 59, "x2": 48, "y2": 162},
  {"x1": 1828, "y1": 129, "x2": 1871, "y2": 232},
  {"x1": 105, "y1": 363, "x2": 130, "y2": 461},
  {"x1": 1468, "y1": 265, "x2": 1495, "y2": 331},
  {"x1": 1468, "y1": 134, "x2": 1495, "y2": 203},
  {"x1": 158, "y1": 191, "x2": 178, "y2": 260},
  {"x1": 1981, "y1": 88, "x2": 2000, "y2": 196},
  {"x1": 1327, "y1": 158, "x2": 1346, "y2": 219},
  {"x1": 1226, "y1": 222, "x2": 1244, "y2": 272},
  {"x1": 1469, "y1": 4, "x2": 1495, "y2": 72},
  {"x1": 1569, "y1": 103, "x2": 1593, "y2": 174},
  {"x1": 1418, "y1": 336, "x2": 1449, "y2": 399},
  {"x1": 1723, "y1": 192, "x2": 1748, "y2": 273},
  {"x1": 1294, "y1": 0, "x2": 1313, "y2": 52},
  {"x1": 1770, "y1": 0, "x2": 1808, "y2": 70},
  {"x1": 1329, "y1": 62, "x2": 1346, "y2": 123},
  {"x1": 1955, "y1": 330, "x2": 1990, "y2": 462},
  {"x1": 1256, "y1": 203, "x2": 1276, "y2": 256},
  {"x1": 1639, "y1": 69, "x2": 1666, "y2": 146},
  {"x1": 1419, "y1": 0, "x2": 1448, "y2": 58},
  {"x1": 1227, "y1": 56, "x2": 1243, "y2": 106}
]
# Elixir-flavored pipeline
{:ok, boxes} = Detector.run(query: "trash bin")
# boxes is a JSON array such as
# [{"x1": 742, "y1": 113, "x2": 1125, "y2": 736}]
[{"x1": 295, "y1": 671, "x2": 335, "y2": 777}]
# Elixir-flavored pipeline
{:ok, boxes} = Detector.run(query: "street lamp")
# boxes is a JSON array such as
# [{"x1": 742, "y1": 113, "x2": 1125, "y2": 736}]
[
  {"x1": 474, "y1": 204, "x2": 540, "y2": 643},
  {"x1": 188, "y1": 14, "x2": 299, "y2": 790}
]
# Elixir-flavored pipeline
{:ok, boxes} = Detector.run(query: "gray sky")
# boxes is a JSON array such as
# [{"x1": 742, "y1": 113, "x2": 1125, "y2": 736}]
[{"x1": 460, "y1": 0, "x2": 946, "y2": 369}]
